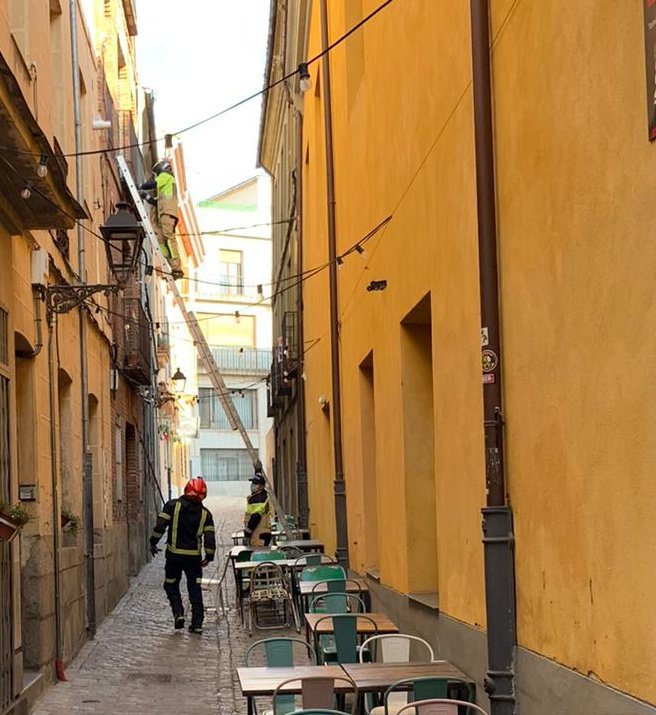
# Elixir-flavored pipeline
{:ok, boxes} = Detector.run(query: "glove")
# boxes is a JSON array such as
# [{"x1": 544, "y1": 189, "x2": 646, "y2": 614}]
[
  {"x1": 150, "y1": 543, "x2": 159, "y2": 557},
  {"x1": 201, "y1": 558, "x2": 210, "y2": 568},
  {"x1": 139, "y1": 190, "x2": 147, "y2": 199}
]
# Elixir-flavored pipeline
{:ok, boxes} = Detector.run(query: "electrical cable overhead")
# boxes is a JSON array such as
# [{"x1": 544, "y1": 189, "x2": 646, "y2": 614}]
[{"x1": 0, "y1": 0, "x2": 398, "y2": 160}]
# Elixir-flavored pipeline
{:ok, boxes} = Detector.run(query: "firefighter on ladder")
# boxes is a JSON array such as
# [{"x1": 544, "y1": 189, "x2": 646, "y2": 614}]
[
  {"x1": 243, "y1": 470, "x2": 272, "y2": 546},
  {"x1": 140, "y1": 159, "x2": 184, "y2": 279},
  {"x1": 150, "y1": 477, "x2": 215, "y2": 633}
]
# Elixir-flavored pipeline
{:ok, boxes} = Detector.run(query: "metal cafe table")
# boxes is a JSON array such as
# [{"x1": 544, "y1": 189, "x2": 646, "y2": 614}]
[
  {"x1": 231, "y1": 528, "x2": 312, "y2": 545},
  {"x1": 237, "y1": 665, "x2": 351, "y2": 715},
  {"x1": 339, "y1": 660, "x2": 474, "y2": 693},
  {"x1": 304, "y1": 612, "x2": 399, "y2": 649}
]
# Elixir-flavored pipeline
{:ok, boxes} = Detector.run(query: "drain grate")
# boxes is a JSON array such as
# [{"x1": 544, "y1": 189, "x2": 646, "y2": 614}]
[{"x1": 125, "y1": 672, "x2": 172, "y2": 684}]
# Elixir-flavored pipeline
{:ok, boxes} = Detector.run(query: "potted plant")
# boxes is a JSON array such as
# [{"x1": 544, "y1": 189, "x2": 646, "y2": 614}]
[
  {"x1": 0, "y1": 502, "x2": 31, "y2": 542},
  {"x1": 61, "y1": 507, "x2": 81, "y2": 536}
]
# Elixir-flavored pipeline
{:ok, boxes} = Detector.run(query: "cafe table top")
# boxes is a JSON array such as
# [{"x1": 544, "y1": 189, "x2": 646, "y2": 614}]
[
  {"x1": 229, "y1": 545, "x2": 277, "y2": 559},
  {"x1": 304, "y1": 612, "x2": 399, "y2": 635},
  {"x1": 237, "y1": 665, "x2": 352, "y2": 696},
  {"x1": 234, "y1": 558, "x2": 300, "y2": 571},
  {"x1": 299, "y1": 577, "x2": 369, "y2": 596},
  {"x1": 339, "y1": 661, "x2": 474, "y2": 692},
  {"x1": 274, "y1": 539, "x2": 324, "y2": 551}
]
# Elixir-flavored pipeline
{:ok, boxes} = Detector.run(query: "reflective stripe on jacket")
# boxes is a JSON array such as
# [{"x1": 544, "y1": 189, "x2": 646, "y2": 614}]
[
  {"x1": 244, "y1": 489, "x2": 271, "y2": 540},
  {"x1": 150, "y1": 496, "x2": 216, "y2": 559}
]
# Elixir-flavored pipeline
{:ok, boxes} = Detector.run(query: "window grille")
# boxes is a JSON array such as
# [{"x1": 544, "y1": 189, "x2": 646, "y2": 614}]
[{"x1": 200, "y1": 448, "x2": 255, "y2": 481}]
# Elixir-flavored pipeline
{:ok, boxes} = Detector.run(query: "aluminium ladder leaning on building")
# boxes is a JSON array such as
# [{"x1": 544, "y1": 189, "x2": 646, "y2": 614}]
[{"x1": 116, "y1": 155, "x2": 292, "y2": 539}]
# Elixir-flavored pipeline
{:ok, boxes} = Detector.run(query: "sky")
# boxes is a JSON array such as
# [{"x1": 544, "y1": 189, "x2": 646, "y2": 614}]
[{"x1": 135, "y1": 0, "x2": 271, "y2": 208}]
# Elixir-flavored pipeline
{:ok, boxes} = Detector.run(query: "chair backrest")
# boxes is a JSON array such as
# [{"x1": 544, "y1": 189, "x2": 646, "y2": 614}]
[
  {"x1": 235, "y1": 549, "x2": 254, "y2": 563},
  {"x1": 384, "y1": 678, "x2": 474, "y2": 711},
  {"x1": 251, "y1": 562, "x2": 286, "y2": 591},
  {"x1": 244, "y1": 637, "x2": 316, "y2": 666},
  {"x1": 314, "y1": 614, "x2": 378, "y2": 664},
  {"x1": 294, "y1": 554, "x2": 337, "y2": 568},
  {"x1": 301, "y1": 565, "x2": 345, "y2": 582},
  {"x1": 252, "y1": 550, "x2": 285, "y2": 562},
  {"x1": 359, "y1": 634, "x2": 435, "y2": 663},
  {"x1": 309, "y1": 593, "x2": 366, "y2": 614},
  {"x1": 281, "y1": 545, "x2": 304, "y2": 559},
  {"x1": 396, "y1": 700, "x2": 489, "y2": 715},
  {"x1": 272, "y1": 676, "x2": 358, "y2": 715}
]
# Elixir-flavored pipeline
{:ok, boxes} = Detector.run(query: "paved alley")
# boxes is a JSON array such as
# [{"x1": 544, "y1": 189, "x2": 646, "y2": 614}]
[{"x1": 32, "y1": 496, "x2": 291, "y2": 715}]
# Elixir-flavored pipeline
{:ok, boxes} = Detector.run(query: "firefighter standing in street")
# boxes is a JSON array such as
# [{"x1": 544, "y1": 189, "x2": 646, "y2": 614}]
[
  {"x1": 243, "y1": 471, "x2": 272, "y2": 546},
  {"x1": 150, "y1": 477, "x2": 215, "y2": 633},
  {"x1": 139, "y1": 159, "x2": 184, "y2": 279}
]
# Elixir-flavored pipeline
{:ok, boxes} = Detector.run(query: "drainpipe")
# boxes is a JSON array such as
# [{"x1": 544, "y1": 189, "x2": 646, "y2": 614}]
[
  {"x1": 320, "y1": 0, "x2": 349, "y2": 569},
  {"x1": 15, "y1": 291, "x2": 43, "y2": 358},
  {"x1": 69, "y1": 0, "x2": 96, "y2": 637},
  {"x1": 295, "y1": 109, "x2": 309, "y2": 530},
  {"x1": 48, "y1": 320, "x2": 66, "y2": 681},
  {"x1": 470, "y1": 2, "x2": 517, "y2": 714}
]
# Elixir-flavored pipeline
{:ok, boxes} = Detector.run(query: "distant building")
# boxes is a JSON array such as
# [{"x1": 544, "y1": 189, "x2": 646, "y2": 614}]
[{"x1": 189, "y1": 175, "x2": 273, "y2": 496}]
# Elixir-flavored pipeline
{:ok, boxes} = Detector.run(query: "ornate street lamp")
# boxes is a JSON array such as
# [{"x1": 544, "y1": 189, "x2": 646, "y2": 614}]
[
  {"x1": 171, "y1": 367, "x2": 186, "y2": 395},
  {"x1": 46, "y1": 202, "x2": 145, "y2": 315}
]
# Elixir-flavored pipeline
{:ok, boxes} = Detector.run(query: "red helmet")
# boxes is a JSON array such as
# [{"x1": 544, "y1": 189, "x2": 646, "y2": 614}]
[{"x1": 184, "y1": 477, "x2": 207, "y2": 502}]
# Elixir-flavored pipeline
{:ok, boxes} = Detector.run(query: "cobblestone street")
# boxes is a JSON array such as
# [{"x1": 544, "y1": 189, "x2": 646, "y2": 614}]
[{"x1": 32, "y1": 496, "x2": 292, "y2": 715}]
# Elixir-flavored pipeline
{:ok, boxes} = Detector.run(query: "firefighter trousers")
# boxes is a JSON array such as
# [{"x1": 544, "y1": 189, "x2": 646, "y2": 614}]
[{"x1": 163, "y1": 553, "x2": 204, "y2": 626}]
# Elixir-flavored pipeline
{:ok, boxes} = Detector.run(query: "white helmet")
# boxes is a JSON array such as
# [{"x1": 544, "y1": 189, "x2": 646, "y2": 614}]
[{"x1": 152, "y1": 159, "x2": 172, "y2": 175}]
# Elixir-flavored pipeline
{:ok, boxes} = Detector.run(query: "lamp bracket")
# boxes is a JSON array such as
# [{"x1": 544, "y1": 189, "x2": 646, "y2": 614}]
[{"x1": 46, "y1": 283, "x2": 121, "y2": 317}]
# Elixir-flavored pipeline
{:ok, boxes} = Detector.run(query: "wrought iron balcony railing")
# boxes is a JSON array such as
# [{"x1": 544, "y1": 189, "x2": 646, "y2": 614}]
[{"x1": 197, "y1": 346, "x2": 271, "y2": 375}]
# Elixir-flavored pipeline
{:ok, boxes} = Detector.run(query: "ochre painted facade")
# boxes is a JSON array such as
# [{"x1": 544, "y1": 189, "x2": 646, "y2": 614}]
[{"x1": 299, "y1": 0, "x2": 655, "y2": 708}]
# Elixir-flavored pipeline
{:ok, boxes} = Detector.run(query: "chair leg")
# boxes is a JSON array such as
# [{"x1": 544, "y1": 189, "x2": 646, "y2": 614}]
[{"x1": 290, "y1": 597, "x2": 301, "y2": 633}]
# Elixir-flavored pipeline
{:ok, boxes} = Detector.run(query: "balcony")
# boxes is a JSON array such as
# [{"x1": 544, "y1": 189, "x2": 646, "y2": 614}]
[
  {"x1": 121, "y1": 296, "x2": 152, "y2": 386},
  {"x1": 198, "y1": 347, "x2": 271, "y2": 376},
  {"x1": 156, "y1": 322, "x2": 170, "y2": 368}
]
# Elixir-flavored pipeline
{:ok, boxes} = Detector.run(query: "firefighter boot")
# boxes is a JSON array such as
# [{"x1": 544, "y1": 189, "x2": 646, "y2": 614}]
[{"x1": 174, "y1": 613, "x2": 185, "y2": 630}]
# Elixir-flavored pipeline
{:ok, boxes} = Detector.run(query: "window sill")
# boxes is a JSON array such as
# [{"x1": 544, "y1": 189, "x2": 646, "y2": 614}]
[{"x1": 408, "y1": 592, "x2": 439, "y2": 611}]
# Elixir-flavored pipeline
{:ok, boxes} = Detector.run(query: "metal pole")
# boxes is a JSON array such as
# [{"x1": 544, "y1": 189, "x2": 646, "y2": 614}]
[
  {"x1": 320, "y1": 0, "x2": 349, "y2": 568},
  {"x1": 295, "y1": 108, "x2": 309, "y2": 530},
  {"x1": 470, "y1": 1, "x2": 516, "y2": 712},
  {"x1": 69, "y1": 0, "x2": 96, "y2": 637},
  {"x1": 48, "y1": 321, "x2": 65, "y2": 679}
]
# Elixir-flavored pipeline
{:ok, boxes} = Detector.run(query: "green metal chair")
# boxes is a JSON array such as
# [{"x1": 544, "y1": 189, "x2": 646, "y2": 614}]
[
  {"x1": 308, "y1": 592, "x2": 366, "y2": 615},
  {"x1": 244, "y1": 636, "x2": 316, "y2": 666},
  {"x1": 252, "y1": 550, "x2": 286, "y2": 562},
  {"x1": 271, "y1": 675, "x2": 358, "y2": 715},
  {"x1": 300, "y1": 565, "x2": 345, "y2": 582},
  {"x1": 396, "y1": 700, "x2": 488, "y2": 715},
  {"x1": 374, "y1": 677, "x2": 475, "y2": 715},
  {"x1": 244, "y1": 638, "x2": 317, "y2": 715},
  {"x1": 312, "y1": 613, "x2": 378, "y2": 665},
  {"x1": 233, "y1": 549, "x2": 255, "y2": 621},
  {"x1": 291, "y1": 710, "x2": 350, "y2": 715}
]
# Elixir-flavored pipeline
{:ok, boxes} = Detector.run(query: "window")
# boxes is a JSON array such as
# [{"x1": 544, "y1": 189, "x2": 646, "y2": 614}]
[
  {"x1": 9, "y1": 0, "x2": 29, "y2": 63},
  {"x1": 196, "y1": 312, "x2": 255, "y2": 348},
  {"x1": 199, "y1": 388, "x2": 258, "y2": 430},
  {"x1": 219, "y1": 249, "x2": 243, "y2": 295},
  {"x1": 201, "y1": 449, "x2": 255, "y2": 481}
]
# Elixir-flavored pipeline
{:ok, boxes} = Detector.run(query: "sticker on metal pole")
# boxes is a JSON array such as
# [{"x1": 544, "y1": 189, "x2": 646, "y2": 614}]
[
  {"x1": 482, "y1": 349, "x2": 498, "y2": 373},
  {"x1": 481, "y1": 327, "x2": 489, "y2": 347}
]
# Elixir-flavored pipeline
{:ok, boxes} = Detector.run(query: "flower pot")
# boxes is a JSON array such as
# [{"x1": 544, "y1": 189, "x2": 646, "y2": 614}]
[{"x1": 0, "y1": 512, "x2": 19, "y2": 543}]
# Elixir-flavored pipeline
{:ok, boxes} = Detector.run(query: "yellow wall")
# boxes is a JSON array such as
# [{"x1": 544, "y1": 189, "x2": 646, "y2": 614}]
[
  {"x1": 301, "y1": 0, "x2": 655, "y2": 703},
  {"x1": 302, "y1": 0, "x2": 486, "y2": 623},
  {"x1": 492, "y1": 0, "x2": 656, "y2": 699}
]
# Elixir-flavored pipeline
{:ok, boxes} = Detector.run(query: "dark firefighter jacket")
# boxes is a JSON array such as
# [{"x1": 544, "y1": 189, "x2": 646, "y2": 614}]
[{"x1": 150, "y1": 496, "x2": 216, "y2": 560}]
